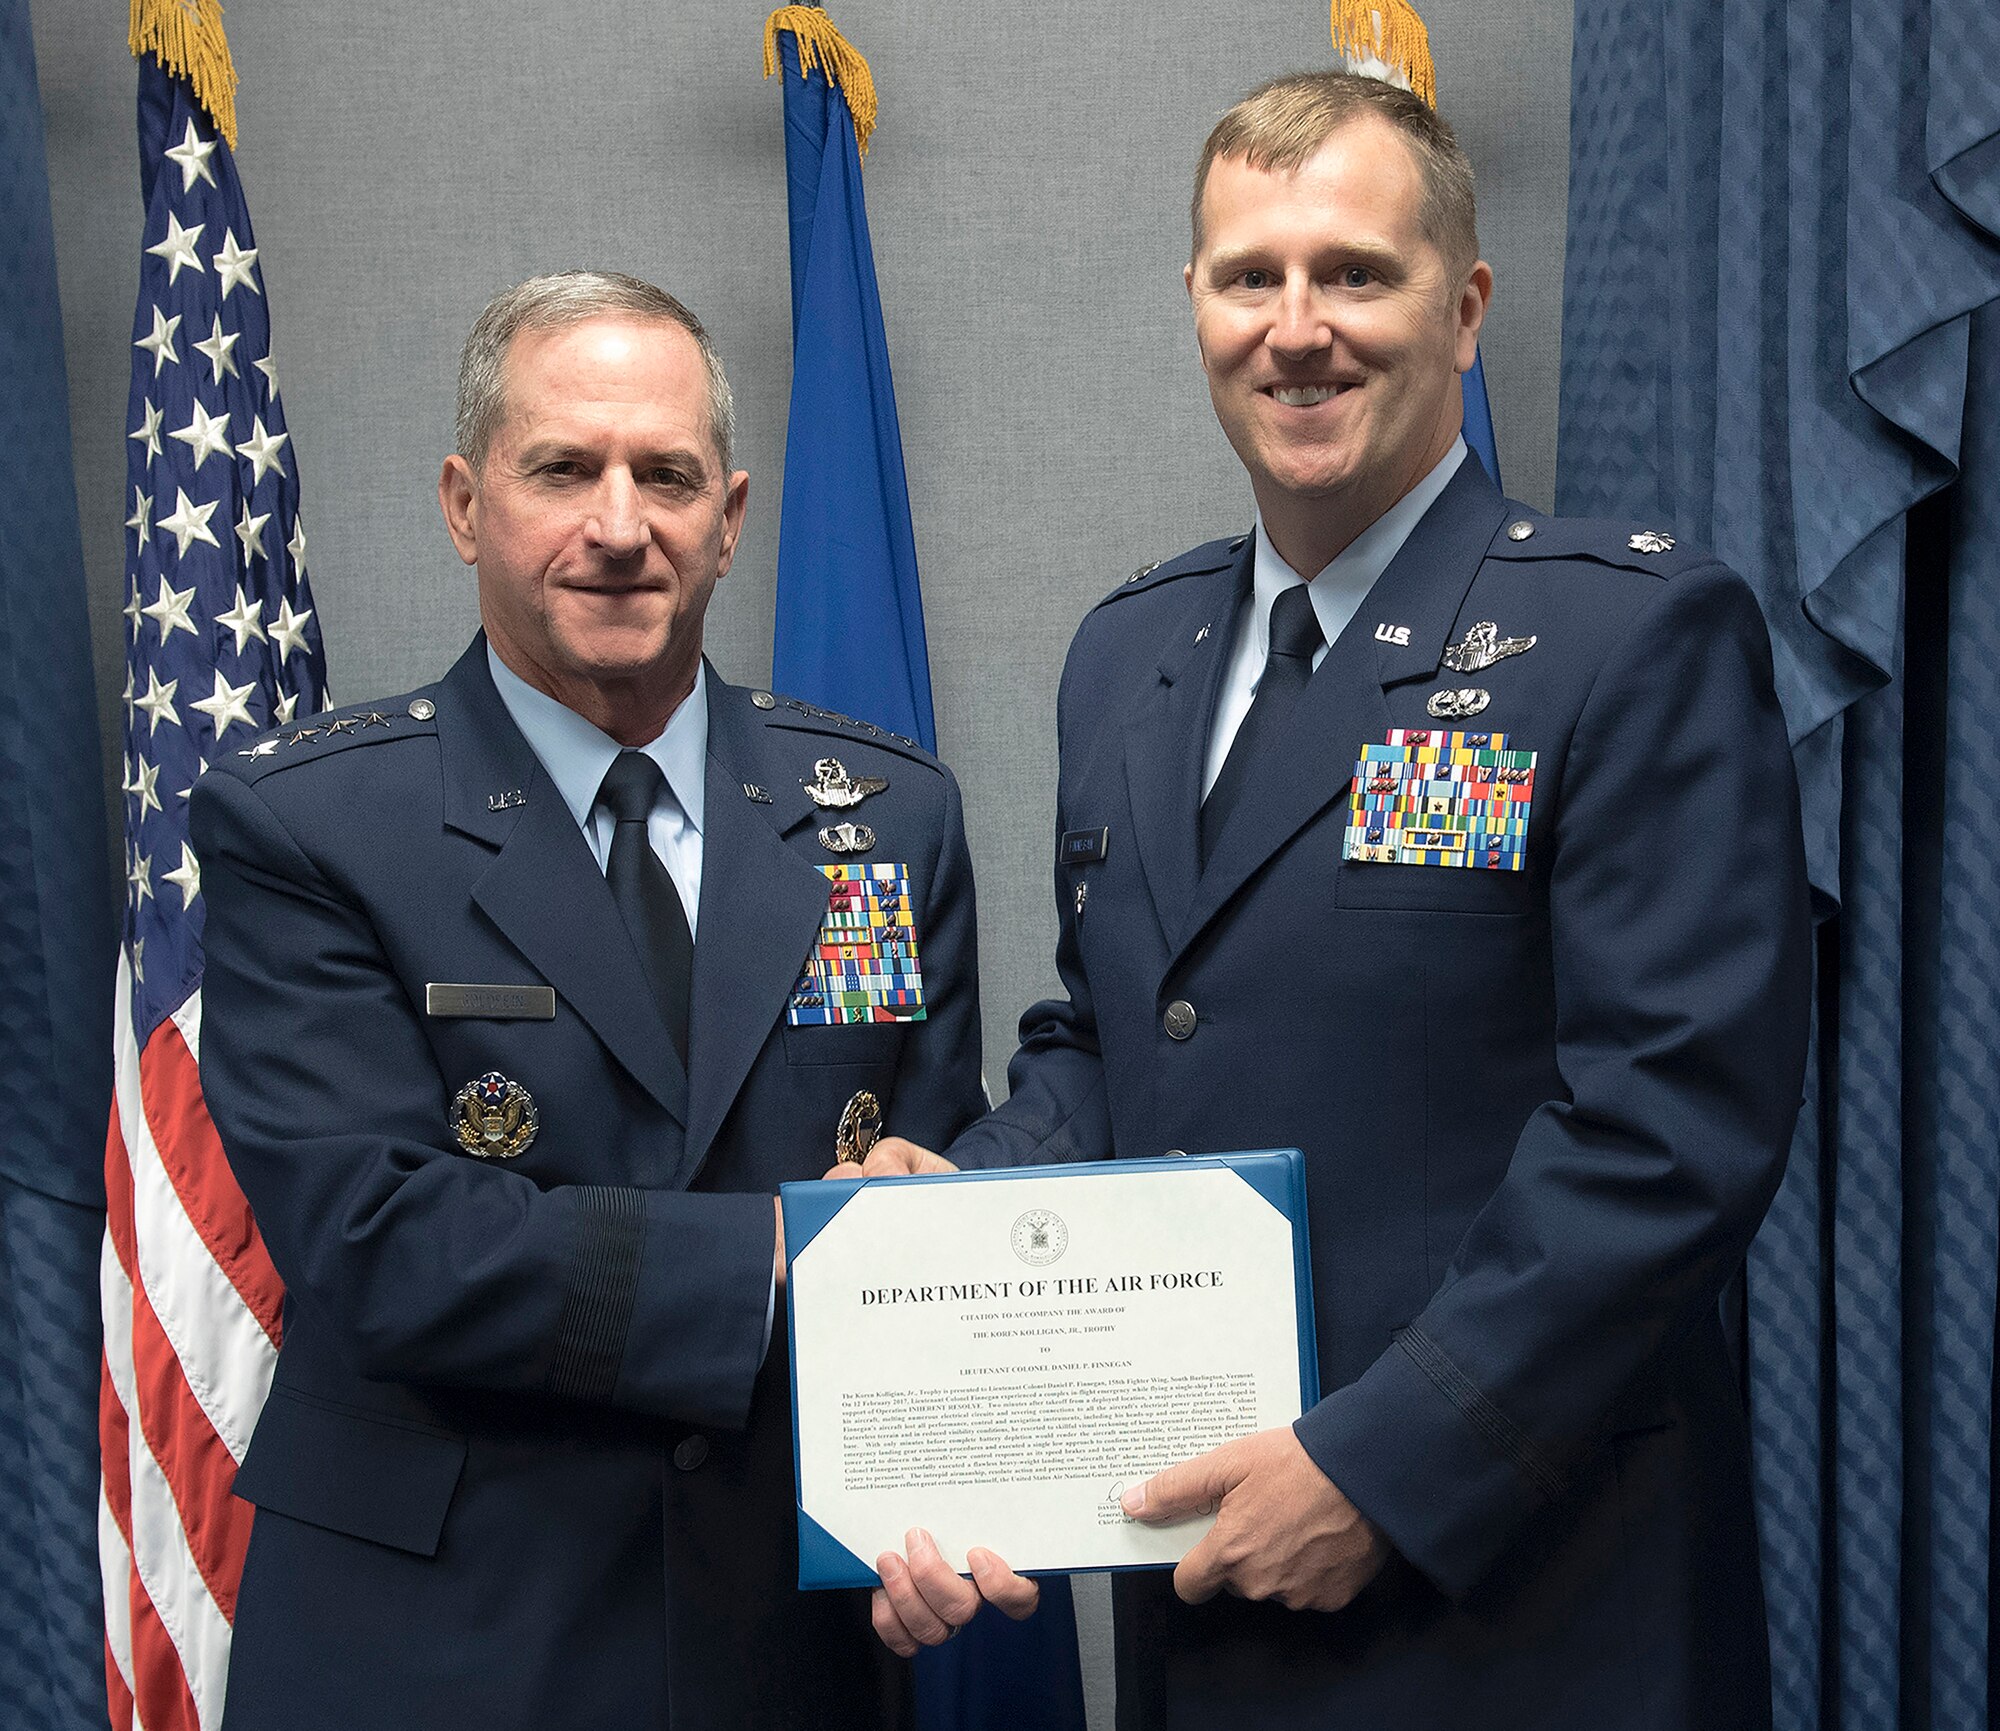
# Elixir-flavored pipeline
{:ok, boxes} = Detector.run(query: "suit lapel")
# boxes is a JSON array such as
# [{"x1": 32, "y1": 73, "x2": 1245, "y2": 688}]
[
  {"x1": 439, "y1": 642, "x2": 689, "y2": 1122},
  {"x1": 1173, "y1": 461, "x2": 1509, "y2": 963},
  {"x1": 1122, "y1": 551, "x2": 1249, "y2": 944},
  {"x1": 679, "y1": 679, "x2": 833, "y2": 1183}
]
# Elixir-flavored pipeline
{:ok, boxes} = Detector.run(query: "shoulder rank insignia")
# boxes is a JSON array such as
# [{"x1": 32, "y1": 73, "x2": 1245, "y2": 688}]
[
  {"x1": 452, "y1": 1071, "x2": 539, "y2": 1159},
  {"x1": 1628, "y1": 529, "x2": 1675, "y2": 554},
  {"x1": 803, "y1": 757, "x2": 887, "y2": 809},
  {"x1": 1442, "y1": 621, "x2": 1537, "y2": 675},
  {"x1": 818, "y1": 821, "x2": 876, "y2": 855}
]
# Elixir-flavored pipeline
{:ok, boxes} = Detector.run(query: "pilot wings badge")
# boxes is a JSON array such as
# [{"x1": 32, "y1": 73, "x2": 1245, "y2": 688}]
[
  {"x1": 1442, "y1": 621, "x2": 1538, "y2": 675},
  {"x1": 803, "y1": 757, "x2": 889, "y2": 809},
  {"x1": 452, "y1": 1071, "x2": 540, "y2": 1159}
]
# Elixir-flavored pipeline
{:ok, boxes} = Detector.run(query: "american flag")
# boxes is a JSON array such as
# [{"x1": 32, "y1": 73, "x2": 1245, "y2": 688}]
[{"x1": 100, "y1": 52, "x2": 329, "y2": 1731}]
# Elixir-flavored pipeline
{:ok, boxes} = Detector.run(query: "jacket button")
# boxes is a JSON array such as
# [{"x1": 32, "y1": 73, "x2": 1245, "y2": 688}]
[
  {"x1": 673, "y1": 1435, "x2": 709, "y2": 1471},
  {"x1": 1163, "y1": 1001, "x2": 1197, "y2": 1041},
  {"x1": 1163, "y1": 1148, "x2": 1188, "y2": 1159}
]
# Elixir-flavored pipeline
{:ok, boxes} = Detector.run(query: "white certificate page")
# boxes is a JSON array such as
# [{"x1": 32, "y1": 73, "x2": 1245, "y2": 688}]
[{"x1": 788, "y1": 1161, "x2": 1309, "y2": 1578}]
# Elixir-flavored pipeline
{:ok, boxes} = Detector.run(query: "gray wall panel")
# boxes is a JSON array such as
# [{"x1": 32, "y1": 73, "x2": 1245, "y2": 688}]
[{"x1": 33, "y1": 3, "x2": 1570, "y2": 1719}]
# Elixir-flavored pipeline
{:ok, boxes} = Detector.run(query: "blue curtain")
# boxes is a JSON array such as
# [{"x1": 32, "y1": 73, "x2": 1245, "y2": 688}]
[
  {"x1": 1558, "y1": 2, "x2": 1998, "y2": 1726},
  {"x1": 0, "y1": 3, "x2": 117, "y2": 1728}
]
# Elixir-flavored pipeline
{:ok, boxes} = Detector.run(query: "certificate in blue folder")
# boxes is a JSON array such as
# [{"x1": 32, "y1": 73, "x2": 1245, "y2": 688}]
[{"x1": 782, "y1": 1150, "x2": 1317, "y2": 1589}]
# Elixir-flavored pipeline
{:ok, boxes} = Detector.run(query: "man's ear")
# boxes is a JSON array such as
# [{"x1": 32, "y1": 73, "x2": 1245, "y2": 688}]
[
  {"x1": 439, "y1": 454, "x2": 480, "y2": 567},
  {"x1": 715, "y1": 469, "x2": 751, "y2": 577},
  {"x1": 1455, "y1": 262, "x2": 1494, "y2": 376}
]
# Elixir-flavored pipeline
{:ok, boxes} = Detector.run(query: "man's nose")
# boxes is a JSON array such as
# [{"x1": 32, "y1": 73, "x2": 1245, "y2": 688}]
[
  {"x1": 1267, "y1": 277, "x2": 1333, "y2": 359},
  {"x1": 587, "y1": 470, "x2": 651, "y2": 556}
]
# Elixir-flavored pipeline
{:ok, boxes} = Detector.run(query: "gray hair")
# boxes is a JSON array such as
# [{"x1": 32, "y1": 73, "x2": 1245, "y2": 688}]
[{"x1": 454, "y1": 270, "x2": 736, "y2": 471}]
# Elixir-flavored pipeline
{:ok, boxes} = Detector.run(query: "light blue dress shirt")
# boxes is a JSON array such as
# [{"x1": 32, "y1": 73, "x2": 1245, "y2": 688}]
[
  {"x1": 487, "y1": 646, "x2": 780, "y2": 1350},
  {"x1": 1202, "y1": 437, "x2": 1469, "y2": 797},
  {"x1": 487, "y1": 645, "x2": 707, "y2": 923}
]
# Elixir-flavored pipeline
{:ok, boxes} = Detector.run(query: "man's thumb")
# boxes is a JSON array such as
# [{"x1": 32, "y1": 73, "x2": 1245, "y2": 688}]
[{"x1": 1121, "y1": 1450, "x2": 1229, "y2": 1523}]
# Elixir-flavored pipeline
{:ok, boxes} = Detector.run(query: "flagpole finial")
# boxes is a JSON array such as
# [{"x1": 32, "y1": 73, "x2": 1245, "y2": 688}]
[
  {"x1": 1329, "y1": 0, "x2": 1437, "y2": 109},
  {"x1": 763, "y1": 5, "x2": 879, "y2": 159},
  {"x1": 130, "y1": 0, "x2": 239, "y2": 145}
]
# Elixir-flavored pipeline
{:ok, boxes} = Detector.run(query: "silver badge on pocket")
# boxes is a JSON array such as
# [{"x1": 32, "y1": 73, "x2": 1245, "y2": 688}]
[{"x1": 818, "y1": 821, "x2": 876, "y2": 855}]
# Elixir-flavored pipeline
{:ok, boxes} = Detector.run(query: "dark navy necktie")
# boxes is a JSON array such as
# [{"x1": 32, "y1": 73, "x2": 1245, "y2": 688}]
[
  {"x1": 1200, "y1": 582, "x2": 1325, "y2": 864},
  {"x1": 598, "y1": 750, "x2": 693, "y2": 1064}
]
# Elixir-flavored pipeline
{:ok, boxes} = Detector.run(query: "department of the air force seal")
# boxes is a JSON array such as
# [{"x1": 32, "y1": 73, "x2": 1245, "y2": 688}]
[
  {"x1": 452, "y1": 1071, "x2": 539, "y2": 1159},
  {"x1": 1011, "y1": 1208, "x2": 1068, "y2": 1267}
]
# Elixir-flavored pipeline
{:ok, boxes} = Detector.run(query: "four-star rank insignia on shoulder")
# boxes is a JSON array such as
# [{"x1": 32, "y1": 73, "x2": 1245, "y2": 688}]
[{"x1": 452, "y1": 1070, "x2": 539, "y2": 1159}]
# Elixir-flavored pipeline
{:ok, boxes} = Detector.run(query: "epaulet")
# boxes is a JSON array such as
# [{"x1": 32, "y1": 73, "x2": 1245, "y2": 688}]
[
  {"x1": 224, "y1": 692, "x2": 439, "y2": 782},
  {"x1": 1091, "y1": 535, "x2": 1247, "y2": 611},
  {"x1": 1484, "y1": 511, "x2": 1707, "y2": 578},
  {"x1": 749, "y1": 690, "x2": 942, "y2": 772}
]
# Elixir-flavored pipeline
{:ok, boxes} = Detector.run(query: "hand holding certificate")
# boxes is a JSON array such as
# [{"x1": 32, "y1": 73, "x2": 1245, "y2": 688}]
[{"x1": 782, "y1": 1150, "x2": 1319, "y2": 1599}]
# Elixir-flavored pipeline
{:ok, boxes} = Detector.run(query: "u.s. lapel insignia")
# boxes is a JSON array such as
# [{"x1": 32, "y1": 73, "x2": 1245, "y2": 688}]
[
  {"x1": 818, "y1": 820, "x2": 876, "y2": 855},
  {"x1": 835, "y1": 1090, "x2": 883, "y2": 1164},
  {"x1": 1427, "y1": 687, "x2": 1490, "y2": 720},
  {"x1": 487, "y1": 789, "x2": 526, "y2": 812},
  {"x1": 1628, "y1": 530, "x2": 1675, "y2": 554},
  {"x1": 1442, "y1": 621, "x2": 1538, "y2": 675},
  {"x1": 452, "y1": 1071, "x2": 539, "y2": 1159},
  {"x1": 804, "y1": 757, "x2": 888, "y2": 809}
]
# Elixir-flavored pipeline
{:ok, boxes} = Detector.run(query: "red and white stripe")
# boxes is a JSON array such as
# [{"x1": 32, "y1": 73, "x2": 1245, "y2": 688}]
[{"x1": 100, "y1": 956, "x2": 283, "y2": 1731}]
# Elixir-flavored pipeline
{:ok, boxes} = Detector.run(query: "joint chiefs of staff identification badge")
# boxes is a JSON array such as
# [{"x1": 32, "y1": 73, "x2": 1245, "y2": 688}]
[
  {"x1": 452, "y1": 1071, "x2": 539, "y2": 1159},
  {"x1": 803, "y1": 757, "x2": 888, "y2": 809}
]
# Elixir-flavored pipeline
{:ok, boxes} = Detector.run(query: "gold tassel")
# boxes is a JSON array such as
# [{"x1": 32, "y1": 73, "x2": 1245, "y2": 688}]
[
  {"x1": 1328, "y1": 0, "x2": 1437, "y2": 109},
  {"x1": 762, "y1": 5, "x2": 879, "y2": 160},
  {"x1": 129, "y1": 0, "x2": 239, "y2": 147}
]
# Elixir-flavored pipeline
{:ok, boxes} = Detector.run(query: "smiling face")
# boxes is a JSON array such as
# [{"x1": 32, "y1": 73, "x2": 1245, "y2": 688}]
[
  {"x1": 1186, "y1": 114, "x2": 1490, "y2": 573},
  {"x1": 439, "y1": 315, "x2": 748, "y2": 743}
]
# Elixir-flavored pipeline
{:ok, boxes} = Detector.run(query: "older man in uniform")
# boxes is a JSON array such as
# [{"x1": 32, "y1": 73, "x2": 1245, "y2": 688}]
[
  {"x1": 192, "y1": 272, "x2": 986, "y2": 1729},
  {"x1": 863, "y1": 74, "x2": 1811, "y2": 1731}
]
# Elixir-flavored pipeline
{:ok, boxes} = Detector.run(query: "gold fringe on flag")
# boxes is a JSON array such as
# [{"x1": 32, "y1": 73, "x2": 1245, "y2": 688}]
[
  {"x1": 1328, "y1": 0, "x2": 1437, "y2": 109},
  {"x1": 130, "y1": 0, "x2": 239, "y2": 146},
  {"x1": 763, "y1": 5, "x2": 879, "y2": 160}
]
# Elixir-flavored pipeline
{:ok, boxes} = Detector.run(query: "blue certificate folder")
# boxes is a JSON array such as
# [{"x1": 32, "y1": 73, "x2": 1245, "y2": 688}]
[{"x1": 781, "y1": 1149, "x2": 1318, "y2": 1590}]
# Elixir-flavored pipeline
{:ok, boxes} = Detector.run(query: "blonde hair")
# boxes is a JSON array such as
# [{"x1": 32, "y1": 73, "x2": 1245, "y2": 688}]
[{"x1": 1192, "y1": 71, "x2": 1477, "y2": 278}]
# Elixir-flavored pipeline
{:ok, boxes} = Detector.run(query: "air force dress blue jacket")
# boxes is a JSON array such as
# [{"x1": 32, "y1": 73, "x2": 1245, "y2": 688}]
[
  {"x1": 190, "y1": 640, "x2": 987, "y2": 1731},
  {"x1": 945, "y1": 460, "x2": 1813, "y2": 1731}
]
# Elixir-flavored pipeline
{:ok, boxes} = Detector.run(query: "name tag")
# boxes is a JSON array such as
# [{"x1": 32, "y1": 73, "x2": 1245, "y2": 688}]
[
  {"x1": 1059, "y1": 827, "x2": 1109, "y2": 866},
  {"x1": 425, "y1": 983, "x2": 558, "y2": 1021}
]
